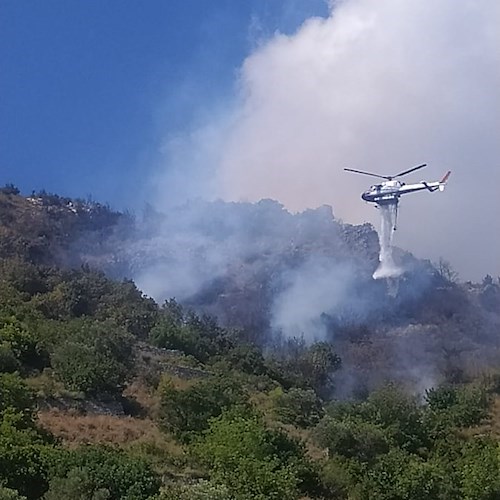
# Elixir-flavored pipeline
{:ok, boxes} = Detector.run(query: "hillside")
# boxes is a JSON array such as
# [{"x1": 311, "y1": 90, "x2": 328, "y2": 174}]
[
  {"x1": 2, "y1": 187, "x2": 499, "y2": 392},
  {"x1": 1, "y1": 185, "x2": 500, "y2": 499},
  {"x1": 0, "y1": 186, "x2": 130, "y2": 267}
]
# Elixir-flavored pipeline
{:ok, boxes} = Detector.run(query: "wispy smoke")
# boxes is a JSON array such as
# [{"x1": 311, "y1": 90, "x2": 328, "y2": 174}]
[
  {"x1": 155, "y1": 0, "x2": 500, "y2": 280},
  {"x1": 118, "y1": 200, "x2": 382, "y2": 341},
  {"x1": 271, "y1": 257, "x2": 357, "y2": 342}
]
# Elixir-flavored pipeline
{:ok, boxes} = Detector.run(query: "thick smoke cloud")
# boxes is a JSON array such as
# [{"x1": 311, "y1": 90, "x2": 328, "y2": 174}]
[{"x1": 156, "y1": 0, "x2": 500, "y2": 280}]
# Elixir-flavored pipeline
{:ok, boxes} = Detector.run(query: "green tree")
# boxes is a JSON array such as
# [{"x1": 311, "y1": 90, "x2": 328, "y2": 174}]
[
  {"x1": 364, "y1": 384, "x2": 427, "y2": 452},
  {"x1": 154, "y1": 480, "x2": 231, "y2": 500},
  {"x1": 43, "y1": 467, "x2": 110, "y2": 500},
  {"x1": 0, "y1": 344, "x2": 19, "y2": 373},
  {"x1": 194, "y1": 411, "x2": 303, "y2": 500},
  {"x1": 0, "y1": 412, "x2": 53, "y2": 499},
  {"x1": 47, "y1": 447, "x2": 160, "y2": 500},
  {"x1": 0, "y1": 373, "x2": 35, "y2": 423},
  {"x1": 214, "y1": 343, "x2": 268, "y2": 376},
  {"x1": 51, "y1": 319, "x2": 134, "y2": 394},
  {"x1": 459, "y1": 438, "x2": 500, "y2": 500},
  {"x1": 271, "y1": 387, "x2": 324, "y2": 428},
  {"x1": 424, "y1": 385, "x2": 489, "y2": 437},
  {"x1": 0, "y1": 183, "x2": 20, "y2": 196},
  {"x1": 158, "y1": 376, "x2": 247, "y2": 441},
  {"x1": 271, "y1": 341, "x2": 341, "y2": 395},
  {"x1": 0, "y1": 486, "x2": 27, "y2": 499},
  {"x1": 357, "y1": 449, "x2": 454, "y2": 500},
  {"x1": 313, "y1": 416, "x2": 389, "y2": 462},
  {"x1": 150, "y1": 301, "x2": 235, "y2": 363},
  {"x1": 0, "y1": 317, "x2": 48, "y2": 372}
]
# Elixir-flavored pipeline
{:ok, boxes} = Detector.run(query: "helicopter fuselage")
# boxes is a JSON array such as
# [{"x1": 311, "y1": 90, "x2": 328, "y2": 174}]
[
  {"x1": 361, "y1": 177, "x2": 449, "y2": 205},
  {"x1": 361, "y1": 180, "x2": 401, "y2": 204}
]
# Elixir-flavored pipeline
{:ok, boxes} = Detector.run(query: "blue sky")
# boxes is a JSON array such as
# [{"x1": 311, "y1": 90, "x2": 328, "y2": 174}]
[{"x1": 0, "y1": 0, "x2": 327, "y2": 208}]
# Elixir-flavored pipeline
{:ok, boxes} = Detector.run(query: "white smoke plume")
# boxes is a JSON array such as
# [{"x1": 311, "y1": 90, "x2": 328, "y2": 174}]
[
  {"x1": 271, "y1": 258, "x2": 357, "y2": 342},
  {"x1": 155, "y1": 0, "x2": 500, "y2": 280}
]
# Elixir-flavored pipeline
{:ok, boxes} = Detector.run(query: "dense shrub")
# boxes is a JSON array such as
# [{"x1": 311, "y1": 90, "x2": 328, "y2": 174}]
[
  {"x1": 271, "y1": 387, "x2": 324, "y2": 428},
  {"x1": 158, "y1": 375, "x2": 247, "y2": 441},
  {"x1": 47, "y1": 447, "x2": 161, "y2": 500},
  {"x1": 425, "y1": 384, "x2": 489, "y2": 435},
  {"x1": 193, "y1": 410, "x2": 305, "y2": 500},
  {"x1": 313, "y1": 416, "x2": 390, "y2": 462},
  {"x1": 0, "y1": 317, "x2": 49, "y2": 372},
  {"x1": 51, "y1": 319, "x2": 134, "y2": 394},
  {"x1": 150, "y1": 300, "x2": 234, "y2": 362}
]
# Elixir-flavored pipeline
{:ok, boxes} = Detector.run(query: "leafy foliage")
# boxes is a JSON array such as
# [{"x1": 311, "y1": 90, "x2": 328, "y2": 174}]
[
  {"x1": 0, "y1": 373, "x2": 35, "y2": 422},
  {"x1": 0, "y1": 317, "x2": 49, "y2": 372},
  {"x1": 158, "y1": 375, "x2": 248, "y2": 441},
  {"x1": 150, "y1": 300, "x2": 235, "y2": 363},
  {"x1": 0, "y1": 374, "x2": 54, "y2": 498},
  {"x1": 155, "y1": 480, "x2": 231, "y2": 500},
  {"x1": 424, "y1": 384, "x2": 489, "y2": 436},
  {"x1": 268, "y1": 340, "x2": 341, "y2": 395},
  {"x1": 193, "y1": 410, "x2": 312, "y2": 500},
  {"x1": 51, "y1": 319, "x2": 134, "y2": 394},
  {"x1": 314, "y1": 416, "x2": 390, "y2": 462},
  {"x1": 271, "y1": 387, "x2": 324, "y2": 428},
  {"x1": 47, "y1": 447, "x2": 161, "y2": 500}
]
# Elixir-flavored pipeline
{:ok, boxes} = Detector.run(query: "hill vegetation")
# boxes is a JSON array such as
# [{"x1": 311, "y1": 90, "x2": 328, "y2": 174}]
[{"x1": 1, "y1": 185, "x2": 500, "y2": 499}]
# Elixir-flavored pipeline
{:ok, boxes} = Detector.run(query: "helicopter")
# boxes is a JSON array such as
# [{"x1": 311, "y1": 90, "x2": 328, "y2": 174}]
[{"x1": 344, "y1": 163, "x2": 451, "y2": 230}]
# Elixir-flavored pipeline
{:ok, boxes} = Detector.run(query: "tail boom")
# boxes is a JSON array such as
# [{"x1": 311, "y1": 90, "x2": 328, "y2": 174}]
[{"x1": 438, "y1": 170, "x2": 451, "y2": 191}]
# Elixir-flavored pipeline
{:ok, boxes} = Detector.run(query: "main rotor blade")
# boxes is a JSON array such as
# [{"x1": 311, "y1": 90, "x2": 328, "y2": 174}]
[
  {"x1": 393, "y1": 163, "x2": 427, "y2": 179},
  {"x1": 344, "y1": 168, "x2": 389, "y2": 180}
]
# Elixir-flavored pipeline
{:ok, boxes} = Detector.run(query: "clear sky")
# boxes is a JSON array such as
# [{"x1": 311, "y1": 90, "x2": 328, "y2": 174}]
[{"x1": 0, "y1": 0, "x2": 327, "y2": 208}]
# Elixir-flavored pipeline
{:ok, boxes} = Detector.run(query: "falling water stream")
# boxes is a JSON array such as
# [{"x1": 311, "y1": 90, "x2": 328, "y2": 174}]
[{"x1": 373, "y1": 203, "x2": 402, "y2": 280}]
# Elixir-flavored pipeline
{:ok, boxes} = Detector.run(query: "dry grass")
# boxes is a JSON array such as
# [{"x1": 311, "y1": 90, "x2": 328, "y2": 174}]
[
  {"x1": 37, "y1": 409, "x2": 181, "y2": 453},
  {"x1": 159, "y1": 373, "x2": 199, "y2": 391},
  {"x1": 124, "y1": 379, "x2": 161, "y2": 418},
  {"x1": 37, "y1": 409, "x2": 190, "y2": 477},
  {"x1": 468, "y1": 394, "x2": 500, "y2": 439},
  {"x1": 26, "y1": 370, "x2": 83, "y2": 400}
]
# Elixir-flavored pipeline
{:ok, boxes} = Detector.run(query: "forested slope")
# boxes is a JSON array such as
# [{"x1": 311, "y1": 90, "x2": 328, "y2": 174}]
[{"x1": 1, "y1": 185, "x2": 500, "y2": 499}]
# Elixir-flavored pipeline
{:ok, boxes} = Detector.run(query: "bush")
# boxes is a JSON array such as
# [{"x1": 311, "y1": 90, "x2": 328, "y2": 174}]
[
  {"x1": 271, "y1": 387, "x2": 324, "y2": 428},
  {"x1": 0, "y1": 418, "x2": 53, "y2": 499},
  {"x1": 158, "y1": 375, "x2": 247, "y2": 441},
  {"x1": 155, "y1": 480, "x2": 231, "y2": 500},
  {"x1": 47, "y1": 447, "x2": 161, "y2": 500},
  {"x1": 193, "y1": 410, "x2": 305, "y2": 500},
  {"x1": 0, "y1": 373, "x2": 35, "y2": 422},
  {"x1": 51, "y1": 319, "x2": 134, "y2": 394},
  {"x1": 425, "y1": 385, "x2": 489, "y2": 435},
  {"x1": 43, "y1": 467, "x2": 110, "y2": 500},
  {"x1": 0, "y1": 318, "x2": 49, "y2": 371},
  {"x1": 313, "y1": 416, "x2": 389, "y2": 462},
  {"x1": 150, "y1": 301, "x2": 234, "y2": 363},
  {"x1": 0, "y1": 486, "x2": 27, "y2": 499}
]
